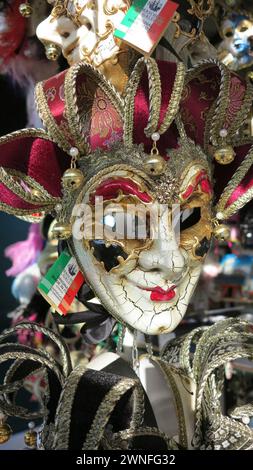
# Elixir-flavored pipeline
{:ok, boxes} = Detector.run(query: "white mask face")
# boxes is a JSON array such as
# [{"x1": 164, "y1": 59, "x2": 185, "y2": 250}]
[
  {"x1": 71, "y1": 160, "x2": 213, "y2": 335},
  {"x1": 36, "y1": 0, "x2": 129, "y2": 66}
]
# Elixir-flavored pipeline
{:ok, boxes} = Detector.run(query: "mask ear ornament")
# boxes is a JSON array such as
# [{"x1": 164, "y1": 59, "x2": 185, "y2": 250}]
[
  {"x1": 212, "y1": 219, "x2": 231, "y2": 241},
  {"x1": 44, "y1": 42, "x2": 61, "y2": 61},
  {"x1": 19, "y1": 1, "x2": 32, "y2": 17}
]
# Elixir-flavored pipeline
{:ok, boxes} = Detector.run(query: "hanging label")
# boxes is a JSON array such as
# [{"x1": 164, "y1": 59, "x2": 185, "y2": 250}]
[
  {"x1": 114, "y1": 0, "x2": 179, "y2": 55},
  {"x1": 38, "y1": 250, "x2": 84, "y2": 316}
]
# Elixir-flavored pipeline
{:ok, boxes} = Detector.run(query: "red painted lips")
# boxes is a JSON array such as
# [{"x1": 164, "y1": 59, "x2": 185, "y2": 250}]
[{"x1": 141, "y1": 285, "x2": 176, "y2": 302}]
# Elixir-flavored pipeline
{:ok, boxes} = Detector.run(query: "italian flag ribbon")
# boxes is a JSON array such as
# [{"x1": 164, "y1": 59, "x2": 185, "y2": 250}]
[
  {"x1": 114, "y1": 0, "x2": 179, "y2": 55},
  {"x1": 38, "y1": 250, "x2": 84, "y2": 315}
]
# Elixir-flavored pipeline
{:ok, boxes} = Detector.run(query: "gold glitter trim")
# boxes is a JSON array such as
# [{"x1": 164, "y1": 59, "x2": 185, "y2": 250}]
[
  {"x1": 215, "y1": 144, "x2": 253, "y2": 219},
  {"x1": 143, "y1": 58, "x2": 161, "y2": 138},
  {"x1": 35, "y1": 81, "x2": 71, "y2": 154},
  {"x1": 152, "y1": 357, "x2": 188, "y2": 449},
  {"x1": 159, "y1": 62, "x2": 185, "y2": 135},
  {"x1": 64, "y1": 62, "x2": 124, "y2": 155},
  {"x1": 83, "y1": 378, "x2": 143, "y2": 450}
]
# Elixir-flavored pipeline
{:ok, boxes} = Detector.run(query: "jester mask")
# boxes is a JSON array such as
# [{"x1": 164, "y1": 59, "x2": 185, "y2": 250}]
[{"x1": 0, "y1": 57, "x2": 253, "y2": 335}]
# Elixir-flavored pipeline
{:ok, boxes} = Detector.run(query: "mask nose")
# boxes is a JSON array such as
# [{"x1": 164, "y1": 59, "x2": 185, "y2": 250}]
[
  {"x1": 36, "y1": 16, "x2": 77, "y2": 47},
  {"x1": 138, "y1": 209, "x2": 187, "y2": 282}
]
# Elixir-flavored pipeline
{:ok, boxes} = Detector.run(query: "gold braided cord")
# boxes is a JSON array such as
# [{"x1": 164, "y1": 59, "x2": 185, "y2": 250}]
[
  {"x1": 228, "y1": 78, "x2": 253, "y2": 139},
  {"x1": 219, "y1": 187, "x2": 253, "y2": 220},
  {"x1": 35, "y1": 81, "x2": 71, "y2": 154},
  {"x1": 0, "y1": 202, "x2": 45, "y2": 220},
  {"x1": 0, "y1": 168, "x2": 60, "y2": 206},
  {"x1": 186, "y1": 59, "x2": 253, "y2": 150},
  {"x1": 123, "y1": 57, "x2": 146, "y2": 147},
  {"x1": 143, "y1": 58, "x2": 162, "y2": 138},
  {"x1": 193, "y1": 329, "x2": 253, "y2": 445},
  {"x1": 3, "y1": 361, "x2": 45, "y2": 420},
  {"x1": 186, "y1": 59, "x2": 231, "y2": 145},
  {"x1": 53, "y1": 363, "x2": 88, "y2": 449},
  {"x1": 0, "y1": 322, "x2": 72, "y2": 378},
  {"x1": 158, "y1": 62, "x2": 186, "y2": 135},
  {"x1": 0, "y1": 323, "x2": 72, "y2": 420},
  {"x1": 215, "y1": 144, "x2": 253, "y2": 218},
  {"x1": 152, "y1": 357, "x2": 188, "y2": 449},
  {"x1": 0, "y1": 127, "x2": 50, "y2": 144},
  {"x1": 82, "y1": 378, "x2": 140, "y2": 450},
  {"x1": 124, "y1": 58, "x2": 185, "y2": 146},
  {"x1": 192, "y1": 318, "x2": 243, "y2": 380},
  {"x1": 64, "y1": 65, "x2": 87, "y2": 153},
  {"x1": 0, "y1": 350, "x2": 62, "y2": 419},
  {"x1": 104, "y1": 426, "x2": 177, "y2": 450},
  {"x1": 64, "y1": 61, "x2": 124, "y2": 155}
]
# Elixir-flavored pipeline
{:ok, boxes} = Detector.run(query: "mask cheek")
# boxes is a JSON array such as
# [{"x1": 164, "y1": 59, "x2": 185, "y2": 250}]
[{"x1": 88, "y1": 240, "x2": 138, "y2": 275}]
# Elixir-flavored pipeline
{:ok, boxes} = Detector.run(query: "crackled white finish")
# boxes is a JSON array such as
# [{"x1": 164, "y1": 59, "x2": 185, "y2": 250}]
[
  {"x1": 36, "y1": 0, "x2": 128, "y2": 66},
  {"x1": 71, "y1": 165, "x2": 212, "y2": 335}
]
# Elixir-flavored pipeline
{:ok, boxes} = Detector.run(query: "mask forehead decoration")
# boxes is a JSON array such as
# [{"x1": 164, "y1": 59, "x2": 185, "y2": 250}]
[
  {"x1": 172, "y1": 0, "x2": 213, "y2": 40},
  {"x1": 36, "y1": 0, "x2": 134, "y2": 91},
  {"x1": 0, "y1": 58, "x2": 252, "y2": 335}
]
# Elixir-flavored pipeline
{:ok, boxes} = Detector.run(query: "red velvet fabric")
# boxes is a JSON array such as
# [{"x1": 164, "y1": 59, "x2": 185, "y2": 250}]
[
  {"x1": 0, "y1": 0, "x2": 26, "y2": 67},
  {"x1": 0, "y1": 135, "x2": 69, "y2": 211},
  {"x1": 0, "y1": 60, "x2": 252, "y2": 215}
]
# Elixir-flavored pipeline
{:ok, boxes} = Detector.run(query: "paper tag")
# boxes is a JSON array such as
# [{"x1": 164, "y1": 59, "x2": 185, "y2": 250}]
[
  {"x1": 114, "y1": 0, "x2": 179, "y2": 55},
  {"x1": 38, "y1": 250, "x2": 84, "y2": 316}
]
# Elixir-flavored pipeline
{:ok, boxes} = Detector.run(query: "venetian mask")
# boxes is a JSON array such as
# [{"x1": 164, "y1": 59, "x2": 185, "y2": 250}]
[
  {"x1": 218, "y1": 12, "x2": 253, "y2": 70},
  {"x1": 36, "y1": 0, "x2": 129, "y2": 66},
  {"x1": 69, "y1": 139, "x2": 213, "y2": 335},
  {"x1": 1, "y1": 58, "x2": 251, "y2": 336}
]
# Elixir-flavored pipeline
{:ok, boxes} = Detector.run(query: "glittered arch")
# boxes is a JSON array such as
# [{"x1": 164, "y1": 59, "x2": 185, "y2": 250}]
[
  {"x1": 69, "y1": 62, "x2": 124, "y2": 153},
  {"x1": 36, "y1": 62, "x2": 125, "y2": 155},
  {"x1": 215, "y1": 142, "x2": 253, "y2": 220},
  {"x1": 0, "y1": 129, "x2": 68, "y2": 219},
  {"x1": 180, "y1": 59, "x2": 253, "y2": 150}
]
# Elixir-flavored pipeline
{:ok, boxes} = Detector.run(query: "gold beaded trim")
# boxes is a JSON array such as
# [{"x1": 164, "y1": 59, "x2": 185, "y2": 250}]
[
  {"x1": 158, "y1": 62, "x2": 185, "y2": 135},
  {"x1": 186, "y1": 59, "x2": 253, "y2": 149},
  {"x1": 215, "y1": 145, "x2": 253, "y2": 219},
  {"x1": 152, "y1": 357, "x2": 188, "y2": 449},
  {"x1": 35, "y1": 81, "x2": 71, "y2": 154},
  {"x1": 124, "y1": 58, "x2": 185, "y2": 146},
  {"x1": 143, "y1": 58, "x2": 162, "y2": 138}
]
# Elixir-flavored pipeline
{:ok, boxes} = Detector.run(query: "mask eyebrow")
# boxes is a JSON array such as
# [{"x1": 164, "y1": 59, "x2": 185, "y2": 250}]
[
  {"x1": 90, "y1": 177, "x2": 152, "y2": 204},
  {"x1": 181, "y1": 170, "x2": 212, "y2": 201}
]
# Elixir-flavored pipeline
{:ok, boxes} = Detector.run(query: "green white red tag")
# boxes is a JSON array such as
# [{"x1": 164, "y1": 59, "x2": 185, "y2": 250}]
[
  {"x1": 114, "y1": 0, "x2": 179, "y2": 55},
  {"x1": 38, "y1": 250, "x2": 84, "y2": 316}
]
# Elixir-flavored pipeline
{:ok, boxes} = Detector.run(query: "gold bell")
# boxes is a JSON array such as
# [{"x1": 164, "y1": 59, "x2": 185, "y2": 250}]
[
  {"x1": 213, "y1": 224, "x2": 231, "y2": 241},
  {"x1": 62, "y1": 168, "x2": 84, "y2": 191},
  {"x1": 247, "y1": 71, "x2": 253, "y2": 83},
  {"x1": 51, "y1": 221, "x2": 71, "y2": 239},
  {"x1": 214, "y1": 146, "x2": 235, "y2": 165},
  {"x1": 24, "y1": 430, "x2": 37, "y2": 448},
  {"x1": 19, "y1": 2, "x2": 33, "y2": 17},
  {"x1": 45, "y1": 43, "x2": 61, "y2": 61},
  {"x1": 143, "y1": 154, "x2": 166, "y2": 176},
  {"x1": 0, "y1": 421, "x2": 12, "y2": 444}
]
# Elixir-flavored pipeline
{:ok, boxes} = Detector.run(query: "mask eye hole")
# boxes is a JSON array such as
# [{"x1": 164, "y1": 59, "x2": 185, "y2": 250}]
[
  {"x1": 223, "y1": 27, "x2": 234, "y2": 38},
  {"x1": 180, "y1": 207, "x2": 201, "y2": 231},
  {"x1": 238, "y1": 20, "x2": 251, "y2": 33}
]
